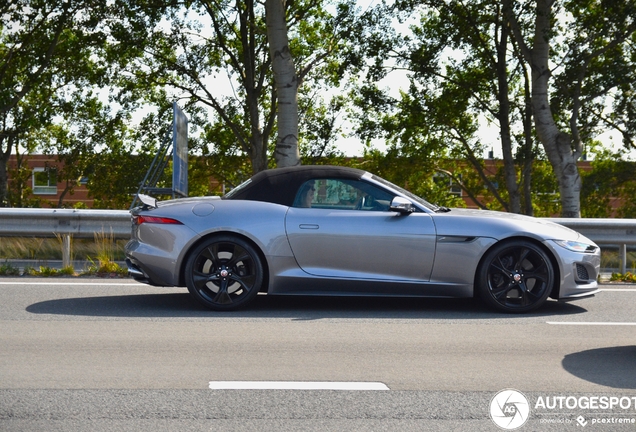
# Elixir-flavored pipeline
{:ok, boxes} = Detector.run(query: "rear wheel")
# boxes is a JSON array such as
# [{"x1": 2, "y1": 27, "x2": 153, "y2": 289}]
[
  {"x1": 477, "y1": 240, "x2": 554, "y2": 313},
  {"x1": 185, "y1": 235, "x2": 263, "y2": 311}
]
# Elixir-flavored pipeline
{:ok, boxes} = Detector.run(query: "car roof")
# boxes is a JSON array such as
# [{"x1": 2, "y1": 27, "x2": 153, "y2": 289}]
[{"x1": 224, "y1": 165, "x2": 367, "y2": 206}]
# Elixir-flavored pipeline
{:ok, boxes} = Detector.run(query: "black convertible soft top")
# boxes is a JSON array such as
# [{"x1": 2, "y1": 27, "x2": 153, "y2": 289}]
[{"x1": 223, "y1": 165, "x2": 367, "y2": 207}]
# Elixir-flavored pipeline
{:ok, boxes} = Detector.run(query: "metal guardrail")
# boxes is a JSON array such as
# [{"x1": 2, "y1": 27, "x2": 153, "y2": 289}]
[
  {"x1": 0, "y1": 209, "x2": 635, "y2": 273},
  {"x1": 0, "y1": 208, "x2": 130, "y2": 268},
  {"x1": 547, "y1": 218, "x2": 636, "y2": 274},
  {"x1": 546, "y1": 218, "x2": 636, "y2": 245},
  {"x1": 0, "y1": 208, "x2": 130, "y2": 239}
]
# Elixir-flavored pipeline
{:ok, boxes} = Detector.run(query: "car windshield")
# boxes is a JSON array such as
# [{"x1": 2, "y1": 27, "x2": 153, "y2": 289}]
[{"x1": 371, "y1": 174, "x2": 441, "y2": 211}]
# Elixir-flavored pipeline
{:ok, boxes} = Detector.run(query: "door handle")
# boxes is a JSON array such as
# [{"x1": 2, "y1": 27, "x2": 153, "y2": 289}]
[{"x1": 299, "y1": 224, "x2": 319, "y2": 230}]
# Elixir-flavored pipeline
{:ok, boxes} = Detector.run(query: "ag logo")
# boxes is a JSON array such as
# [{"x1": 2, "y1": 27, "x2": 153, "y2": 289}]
[{"x1": 490, "y1": 389, "x2": 530, "y2": 430}]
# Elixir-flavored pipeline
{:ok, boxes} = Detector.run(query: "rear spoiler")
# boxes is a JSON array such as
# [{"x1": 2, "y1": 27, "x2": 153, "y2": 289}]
[{"x1": 137, "y1": 194, "x2": 157, "y2": 210}]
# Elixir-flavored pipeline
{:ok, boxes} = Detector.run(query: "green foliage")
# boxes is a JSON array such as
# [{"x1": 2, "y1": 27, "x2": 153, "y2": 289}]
[
  {"x1": 299, "y1": 95, "x2": 348, "y2": 164},
  {"x1": 21, "y1": 265, "x2": 69, "y2": 277},
  {"x1": 0, "y1": 1, "x2": 168, "y2": 208},
  {"x1": 88, "y1": 148, "x2": 156, "y2": 209},
  {"x1": 6, "y1": 157, "x2": 43, "y2": 208},
  {"x1": 0, "y1": 261, "x2": 20, "y2": 276},
  {"x1": 82, "y1": 257, "x2": 127, "y2": 277},
  {"x1": 22, "y1": 266, "x2": 37, "y2": 276},
  {"x1": 610, "y1": 272, "x2": 636, "y2": 283},
  {"x1": 77, "y1": 229, "x2": 128, "y2": 276},
  {"x1": 93, "y1": 230, "x2": 115, "y2": 264},
  {"x1": 199, "y1": 120, "x2": 261, "y2": 193},
  {"x1": 3, "y1": 0, "x2": 636, "y2": 212},
  {"x1": 348, "y1": 0, "x2": 540, "y2": 213},
  {"x1": 529, "y1": 161, "x2": 561, "y2": 217},
  {"x1": 348, "y1": 150, "x2": 466, "y2": 207},
  {"x1": 0, "y1": 237, "x2": 127, "y2": 261},
  {"x1": 553, "y1": 0, "x2": 636, "y2": 149},
  {"x1": 348, "y1": 0, "x2": 636, "y2": 216},
  {"x1": 0, "y1": 231, "x2": 128, "y2": 277},
  {"x1": 580, "y1": 149, "x2": 636, "y2": 218}
]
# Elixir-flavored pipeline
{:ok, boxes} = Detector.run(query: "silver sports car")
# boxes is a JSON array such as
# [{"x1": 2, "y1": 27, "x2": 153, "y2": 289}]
[{"x1": 125, "y1": 165, "x2": 600, "y2": 313}]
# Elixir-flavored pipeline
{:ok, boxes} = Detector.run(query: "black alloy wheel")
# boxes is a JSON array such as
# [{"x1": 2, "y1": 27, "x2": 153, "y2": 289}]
[
  {"x1": 185, "y1": 235, "x2": 264, "y2": 311},
  {"x1": 477, "y1": 240, "x2": 554, "y2": 313}
]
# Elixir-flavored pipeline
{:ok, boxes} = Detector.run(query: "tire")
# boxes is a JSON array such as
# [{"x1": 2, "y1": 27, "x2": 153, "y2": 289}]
[
  {"x1": 185, "y1": 235, "x2": 264, "y2": 311},
  {"x1": 477, "y1": 240, "x2": 554, "y2": 313}
]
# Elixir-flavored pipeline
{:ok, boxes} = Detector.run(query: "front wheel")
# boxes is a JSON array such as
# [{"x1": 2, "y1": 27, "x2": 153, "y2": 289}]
[
  {"x1": 477, "y1": 240, "x2": 554, "y2": 313},
  {"x1": 185, "y1": 235, "x2": 264, "y2": 311}
]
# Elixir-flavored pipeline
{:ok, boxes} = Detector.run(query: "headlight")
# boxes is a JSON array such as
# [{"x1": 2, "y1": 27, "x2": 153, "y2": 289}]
[{"x1": 553, "y1": 240, "x2": 596, "y2": 253}]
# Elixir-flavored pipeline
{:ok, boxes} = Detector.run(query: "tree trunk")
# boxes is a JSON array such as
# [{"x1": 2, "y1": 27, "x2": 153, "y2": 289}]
[
  {"x1": 496, "y1": 22, "x2": 521, "y2": 214},
  {"x1": 530, "y1": 0, "x2": 581, "y2": 217},
  {"x1": 250, "y1": 129, "x2": 268, "y2": 174},
  {"x1": 0, "y1": 136, "x2": 14, "y2": 207},
  {"x1": 0, "y1": 155, "x2": 8, "y2": 207},
  {"x1": 265, "y1": 0, "x2": 300, "y2": 168},
  {"x1": 522, "y1": 64, "x2": 535, "y2": 216}
]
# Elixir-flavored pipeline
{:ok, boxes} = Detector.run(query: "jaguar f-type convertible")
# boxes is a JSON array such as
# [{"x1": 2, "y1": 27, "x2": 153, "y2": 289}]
[{"x1": 125, "y1": 165, "x2": 600, "y2": 313}]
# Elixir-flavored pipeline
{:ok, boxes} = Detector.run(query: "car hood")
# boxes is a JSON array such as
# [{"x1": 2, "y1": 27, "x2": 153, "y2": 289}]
[{"x1": 431, "y1": 208, "x2": 589, "y2": 243}]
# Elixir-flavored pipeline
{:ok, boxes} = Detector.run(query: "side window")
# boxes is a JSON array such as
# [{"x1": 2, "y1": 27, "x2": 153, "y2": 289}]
[
  {"x1": 293, "y1": 178, "x2": 394, "y2": 211},
  {"x1": 293, "y1": 181, "x2": 316, "y2": 208}
]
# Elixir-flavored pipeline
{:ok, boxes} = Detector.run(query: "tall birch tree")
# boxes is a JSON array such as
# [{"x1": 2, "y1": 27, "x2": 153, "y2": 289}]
[
  {"x1": 132, "y1": 0, "x2": 355, "y2": 176},
  {"x1": 266, "y1": 0, "x2": 301, "y2": 167},
  {"x1": 504, "y1": 0, "x2": 636, "y2": 217}
]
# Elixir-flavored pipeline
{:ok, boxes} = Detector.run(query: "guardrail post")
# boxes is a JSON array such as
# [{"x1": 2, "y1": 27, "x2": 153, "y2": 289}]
[
  {"x1": 620, "y1": 243, "x2": 627, "y2": 274},
  {"x1": 62, "y1": 234, "x2": 71, "y2": 269}
]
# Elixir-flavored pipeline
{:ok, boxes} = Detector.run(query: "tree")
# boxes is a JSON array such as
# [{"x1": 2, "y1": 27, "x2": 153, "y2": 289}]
[
  {"x1": 347, "y1": 0, "x2": 542, "y2": 213},
  {"x1": 124, "y1": 0, "x2": 357, "y2": 176},
  {"x1": 504, "y1": 0, "x2": 636, "y2": 217},
  {"x1": 0, "y1": 1, "x2": 79, "y2": 206},
  {"x1": 2, "y1": 0, "x2": 365, "y2": 207},
  {"x1": 346, "y1": 0, "x2": 636, "y2": 216},
  {"x1": 265, "y1": 0, "x2": 300, "y2": 167},
  {"x1": 580, "y1": 148, "x2": 636, "y2": 218},
  {"x1": 0, "y1": 1, "x2": 167, "y2": 207},
  {"x1": 39, "y1": 99, "x2": 137, "y2": 208}
]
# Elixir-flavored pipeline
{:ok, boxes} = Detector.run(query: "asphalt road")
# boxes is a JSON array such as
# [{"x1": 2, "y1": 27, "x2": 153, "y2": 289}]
[{"x1": 0, "y1": 278, "x2": 635, "y2": 431}]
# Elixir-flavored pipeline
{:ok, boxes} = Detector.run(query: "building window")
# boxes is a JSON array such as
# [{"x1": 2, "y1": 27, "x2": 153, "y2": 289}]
[
  {"x1": 434, "y1": 172, "x2": 462, "y2": 196},
  {"x1": 33, "y1": 167, "x2": 58, "y2": 195}
]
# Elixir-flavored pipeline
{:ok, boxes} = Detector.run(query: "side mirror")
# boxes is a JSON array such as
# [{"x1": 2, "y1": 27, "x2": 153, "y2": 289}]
[{"x1": 390, "y1": 196, "x2": 415, "y2": 214}]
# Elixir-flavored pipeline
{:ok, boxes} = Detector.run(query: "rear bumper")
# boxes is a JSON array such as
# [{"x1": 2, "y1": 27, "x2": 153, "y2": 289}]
[{"x1": 126, "y1": 258, "x2": 152, "y2": 284}]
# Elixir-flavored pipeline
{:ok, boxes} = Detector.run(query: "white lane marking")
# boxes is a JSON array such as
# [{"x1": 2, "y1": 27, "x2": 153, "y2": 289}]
[
  {"x1": 600, "y1": 288, "x2": 636, "y2": 292},
  {"x1": 0, "y1": 282, "x2": 145, "y2": 286},
  {"x1": 547, "y1": 322, "x2": 636, "y2": 326},
  {"x1": 208, "y1": 381, "x2": 390, "y2": 390}
]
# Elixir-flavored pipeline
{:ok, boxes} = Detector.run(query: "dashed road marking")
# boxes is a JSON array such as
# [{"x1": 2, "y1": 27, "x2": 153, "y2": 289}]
[
  {"x1": 208, "y1": 381, "x2": 390, "y2": 390},
  {"x1": 547, "y1": 322, "x2": 636, "y2": 326}
]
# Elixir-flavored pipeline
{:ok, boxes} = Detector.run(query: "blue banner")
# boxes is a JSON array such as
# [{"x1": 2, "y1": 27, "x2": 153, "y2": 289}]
[{"x1": 172, "y1": 102, "x2": 188, "y2": 197}]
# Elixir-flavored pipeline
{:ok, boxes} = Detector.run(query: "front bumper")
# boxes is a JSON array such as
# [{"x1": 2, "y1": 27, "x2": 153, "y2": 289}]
[{"x1": 545, "y1": 240, "x2": 601, "y2": 300}]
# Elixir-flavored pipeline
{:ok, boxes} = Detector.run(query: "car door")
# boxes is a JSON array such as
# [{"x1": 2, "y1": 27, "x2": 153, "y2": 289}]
[{"x1": 285, "y1": 178, "x2": 436, "y2": 282}]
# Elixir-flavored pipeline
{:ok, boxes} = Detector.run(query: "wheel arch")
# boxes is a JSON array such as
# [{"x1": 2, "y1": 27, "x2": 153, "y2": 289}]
[
  {"x1": 177, "y1": 230, "x2": 270, "y2": 293},
  {"x1": 473, "y1": 236, "x2": 561, "y2": 299}
]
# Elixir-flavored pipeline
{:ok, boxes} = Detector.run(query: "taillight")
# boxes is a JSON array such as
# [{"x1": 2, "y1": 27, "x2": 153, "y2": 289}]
[{"x1": 134, "y1": 215, "x2": 183, "y2": 225}]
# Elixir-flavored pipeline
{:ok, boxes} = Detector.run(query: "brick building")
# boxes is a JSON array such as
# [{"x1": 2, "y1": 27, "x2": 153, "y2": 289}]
[
  {"x1": 5, "y1": 154, "x2": 622, "y2": 214},
  {"x1": 7, "y1": 154, "x2": 94, "y2": 208}
]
